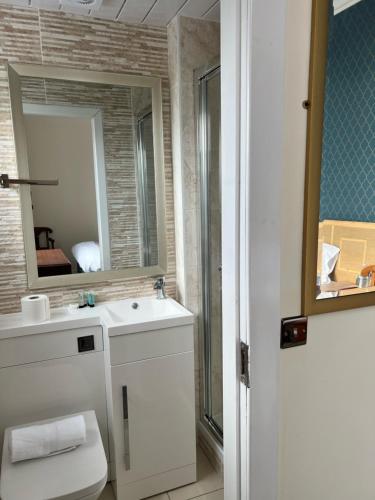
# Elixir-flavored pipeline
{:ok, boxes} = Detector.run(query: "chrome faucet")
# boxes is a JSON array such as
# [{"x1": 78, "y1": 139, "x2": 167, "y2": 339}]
[{"x1": 154, "y1": 276, "x2": 167, "y2": 299}]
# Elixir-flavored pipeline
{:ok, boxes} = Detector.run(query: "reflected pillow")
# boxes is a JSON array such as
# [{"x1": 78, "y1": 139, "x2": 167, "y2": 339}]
[
  {"x1": 321, "y1": 243, "x2": 340, "y2": 284},
  {"x1": 72, "y1": 241, "x2": 101, "y2": 273}
]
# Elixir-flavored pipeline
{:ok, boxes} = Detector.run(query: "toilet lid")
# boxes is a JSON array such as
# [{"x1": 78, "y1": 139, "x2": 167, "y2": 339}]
[{"x1": 0, "y1": 411, "x2": 107, "y2": 500}]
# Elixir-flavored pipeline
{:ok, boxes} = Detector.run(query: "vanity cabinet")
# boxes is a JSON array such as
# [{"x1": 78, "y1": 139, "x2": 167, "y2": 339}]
[{"x1": 107, "y1": 325, "x2": 196, "y2": 500}]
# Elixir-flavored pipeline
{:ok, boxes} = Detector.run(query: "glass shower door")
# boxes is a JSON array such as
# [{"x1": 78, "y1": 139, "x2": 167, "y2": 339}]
[
  {"x1": 198, "y1": 66, "x2": 223, "y2": 440},
  {"x1": 136, "y1": 111, "x2": 158, "y2": 267}
]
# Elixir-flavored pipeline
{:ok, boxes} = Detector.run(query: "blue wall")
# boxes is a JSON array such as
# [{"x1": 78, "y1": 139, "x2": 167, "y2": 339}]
[{"x1": 319, "y1": 0, "x2": 375, "y2": 222}]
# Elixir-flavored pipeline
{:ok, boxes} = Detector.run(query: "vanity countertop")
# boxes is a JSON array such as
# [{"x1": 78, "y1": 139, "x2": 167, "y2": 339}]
[
  {"x1": 0, "y1": 297, "x2": 194, "y2": 340},
  {"x1": 0, "y1": 307, "x2": 101, "y2": 340}
]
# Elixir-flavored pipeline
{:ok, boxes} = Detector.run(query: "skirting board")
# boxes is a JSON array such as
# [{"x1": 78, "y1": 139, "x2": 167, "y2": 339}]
[{"x1": 197, "y1": 420, "x2": 224, "y2": 475}]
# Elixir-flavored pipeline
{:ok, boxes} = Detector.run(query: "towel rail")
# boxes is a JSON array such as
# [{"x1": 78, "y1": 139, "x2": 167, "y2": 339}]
[{"x1": 0, "y1": 174, "x2": 58, "y2": 189}]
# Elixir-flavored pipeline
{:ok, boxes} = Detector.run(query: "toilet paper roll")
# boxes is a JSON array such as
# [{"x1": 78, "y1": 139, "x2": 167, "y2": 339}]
[{"x1": 21, "y1": 295, "x2": 50, "y2": 323}]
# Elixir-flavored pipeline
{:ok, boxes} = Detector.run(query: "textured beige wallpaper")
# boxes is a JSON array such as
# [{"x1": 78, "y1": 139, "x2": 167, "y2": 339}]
[{"x1": 0, "y1": 6, "x2": 175, "y2": 313}]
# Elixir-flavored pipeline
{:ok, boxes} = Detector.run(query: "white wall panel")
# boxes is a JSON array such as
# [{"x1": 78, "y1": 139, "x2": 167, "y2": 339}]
[
  {"x1": 142, "y1": 0, "x2": 187, "y2": 26},
  {"x1": 178, "y1": 0, "x2": 217, "y2": 19},
  {"x1": 60, "y1": 0, "x2": 90, "y2": 14},
  {"x1": 91, "y1": 0, "x2": 123, "y2": 19},
  {"x1": 0, "y1": 0, "x2": 28, "y2": 6},
  {"x1": 0, "y1": 0, "x2": 221, "y2": 24},
  {"x1": 31, "y1": 0, "x2": 60, "y2": 10},
  {"x1": 203, "y1": 1, "x2": 220, "y2": 21},
  {"x1": 117, "y1": 0, "x2": 156, "y2": 23}
]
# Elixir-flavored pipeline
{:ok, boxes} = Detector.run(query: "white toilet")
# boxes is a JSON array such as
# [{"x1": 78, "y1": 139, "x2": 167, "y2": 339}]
[{"x1": 0, "y1": 411, "x2": 107, "y2": 500}]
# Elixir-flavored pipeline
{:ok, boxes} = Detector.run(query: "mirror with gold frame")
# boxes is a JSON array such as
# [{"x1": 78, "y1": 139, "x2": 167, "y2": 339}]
[{"x1": 303, "y1": 0, "x2": 374, "y2": 315}]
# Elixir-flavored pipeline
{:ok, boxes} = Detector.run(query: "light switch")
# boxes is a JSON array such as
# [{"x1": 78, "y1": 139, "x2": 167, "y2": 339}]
[{"x1": 280, "y1": 316, "x2": 307, "y2": 349}]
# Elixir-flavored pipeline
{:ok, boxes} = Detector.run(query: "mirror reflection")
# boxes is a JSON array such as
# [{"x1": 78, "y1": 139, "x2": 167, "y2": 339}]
[
  {"x1": 316, "y1": 0, "x2": 374, "y2": 300},
  {"x1": 20, "y1": 76, "x2": 158, "y2": 277}
]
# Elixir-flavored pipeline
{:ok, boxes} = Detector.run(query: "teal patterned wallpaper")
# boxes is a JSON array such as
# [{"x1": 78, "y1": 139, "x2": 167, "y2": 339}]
[{"x1": 319, "y1": 0, "x2": 375, "y2": 222}]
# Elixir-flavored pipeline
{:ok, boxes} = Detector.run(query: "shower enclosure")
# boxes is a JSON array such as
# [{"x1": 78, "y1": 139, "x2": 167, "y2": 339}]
[
  {"x1": 136, "y1": 111, "x2": 158, "y2": 267},
  {"x1": 197, "y1": 65, "x2": 223, "y2": 441}
]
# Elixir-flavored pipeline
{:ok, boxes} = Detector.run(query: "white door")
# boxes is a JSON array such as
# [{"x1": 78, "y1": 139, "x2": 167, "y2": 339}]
[{"x1": 221, "y1": 0, "x2": 286, "y2": 499}]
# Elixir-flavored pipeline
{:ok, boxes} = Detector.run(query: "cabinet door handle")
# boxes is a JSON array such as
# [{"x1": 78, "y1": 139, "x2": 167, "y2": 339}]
[{"x1": 122, "y1": 386, "x2": 130, "y2": 470}]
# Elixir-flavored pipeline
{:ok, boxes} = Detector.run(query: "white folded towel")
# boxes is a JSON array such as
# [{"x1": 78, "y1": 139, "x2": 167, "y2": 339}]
[{"x1": 9, "y1": 415, "x2": 87, "y2": 463}]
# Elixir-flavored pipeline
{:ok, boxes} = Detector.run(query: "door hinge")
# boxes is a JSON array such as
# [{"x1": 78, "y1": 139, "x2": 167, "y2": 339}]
[{"x1": 240, "y1": 341, "x2": 250, "y2": 388}]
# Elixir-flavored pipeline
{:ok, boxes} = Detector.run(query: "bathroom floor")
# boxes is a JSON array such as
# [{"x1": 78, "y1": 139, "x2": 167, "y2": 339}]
[{"x1": 100, "y1": 447, "x2": 224, "y2": 500}]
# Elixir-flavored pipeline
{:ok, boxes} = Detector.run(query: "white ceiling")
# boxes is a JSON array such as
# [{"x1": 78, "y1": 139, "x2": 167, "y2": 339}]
[{"x1": 0, "y1": 0, "x2": 220, "y2": 25}]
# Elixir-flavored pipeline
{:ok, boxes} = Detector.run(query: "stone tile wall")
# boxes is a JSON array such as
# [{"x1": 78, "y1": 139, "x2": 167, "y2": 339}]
[
  {"x1": 0, "y1": 5, "x2": 175, "y2": 313},
  {"x1": 167, "y1": 16, "x2": 220, "y2": 423}
]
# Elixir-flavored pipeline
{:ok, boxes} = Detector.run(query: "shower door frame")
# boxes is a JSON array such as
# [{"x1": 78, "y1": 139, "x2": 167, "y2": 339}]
[
  {"x1": 136, "y1": 109, "x2": 153, "y2": 267},
  {"x1": 197, "y1": 63, "x2": 223, "y2": 444}
]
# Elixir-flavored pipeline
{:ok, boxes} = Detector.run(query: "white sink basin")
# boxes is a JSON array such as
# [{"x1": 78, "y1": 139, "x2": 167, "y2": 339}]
[{"x1": 101, "y1": 297, "x2": 194, "y2": 335}]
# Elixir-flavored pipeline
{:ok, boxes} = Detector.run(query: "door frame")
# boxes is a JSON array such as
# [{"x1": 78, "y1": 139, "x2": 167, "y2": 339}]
[
  {"x1": 221, "y1": 0, "x2": 242, "y2": 497},
  {"x1": 221, "y1": 0, "x2": 287, "y2": 498},
  {"x1": 22, "y1": 103, "x2": 111, "y2": 271}
]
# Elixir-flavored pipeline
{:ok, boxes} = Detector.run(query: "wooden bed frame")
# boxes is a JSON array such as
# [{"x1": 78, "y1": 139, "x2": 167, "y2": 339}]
[{"x1": 318, "y1": 220, "x2": 375, "y2": 284}]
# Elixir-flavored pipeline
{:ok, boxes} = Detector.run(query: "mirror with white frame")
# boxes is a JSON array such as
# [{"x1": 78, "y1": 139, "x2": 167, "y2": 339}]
[{"x1": 7, "y1": 64, "x2": 167, "y2": 288}]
